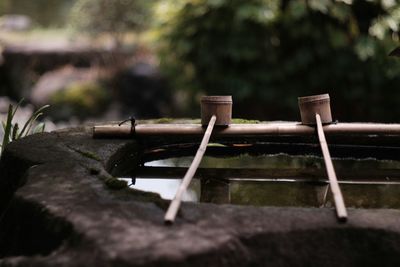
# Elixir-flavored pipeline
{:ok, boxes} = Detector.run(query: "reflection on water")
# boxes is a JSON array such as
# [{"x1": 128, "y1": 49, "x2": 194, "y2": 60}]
[
  {"x1": 120, "y1": 154, "x2": 400, "y2": 209},
  {"x1": 119, "y1": 177, "x2": 199, "y2": 202},
  {"x1": 328, "y1": 183, "x2": 400, "y2": 209},
  {"x1": 230, "y1": 181, "x2": 327, "y2": 207}
]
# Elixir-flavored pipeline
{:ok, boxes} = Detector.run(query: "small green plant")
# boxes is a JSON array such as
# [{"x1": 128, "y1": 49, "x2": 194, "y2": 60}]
[{"x1": 1, "y1": 100, "x2": 49, "y2": 153}]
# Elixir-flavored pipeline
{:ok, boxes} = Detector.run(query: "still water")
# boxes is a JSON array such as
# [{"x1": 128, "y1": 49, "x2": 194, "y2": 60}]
[{"x1": 119, "y1": 154, "x2": 400, "y2": 209}]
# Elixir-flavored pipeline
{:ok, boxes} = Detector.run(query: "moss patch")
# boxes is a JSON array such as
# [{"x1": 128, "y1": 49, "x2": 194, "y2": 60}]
[
  {"x1": 153, "y1": 118, "x2": 175, "y2": 124},
  {"x1": 151, "y1": 118, "x2": 260, "y2": 124},
  {"x1": 231, "y1": 118, "x2": 260, "y2": 124},
  {"x1": 97, "y1": 175, "x2": 168, "y2": 210},
  {"x1": 127, "y1": 188, "x2": 169, "y2": 211},
  {"x1": 67, "y1": 146, "x2": 101, "y2": 162},
  {"x1": 147, "y1": 118, "x2": 201, "y2": 124},
  {"x1": 99, "y1": 175, "x2": 128, "y2": 190}
]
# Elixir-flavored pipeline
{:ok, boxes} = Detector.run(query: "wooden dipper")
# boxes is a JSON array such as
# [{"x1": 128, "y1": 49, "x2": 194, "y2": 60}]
[
  {"x1": 164, "y1": 96, "x2": 232, "y2": 224},
  {"x1": 298, "y1": 93, "x2": 332, "y2": 124},
  {"x1": 201, "y1": 96, "x2": 232, "y2": 126},
  {"x1": 298, "y1": 94, "x2": 347, "y2": 222}
]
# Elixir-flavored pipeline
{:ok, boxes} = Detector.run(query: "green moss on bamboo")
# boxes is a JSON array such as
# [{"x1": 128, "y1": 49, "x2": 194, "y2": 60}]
[
  {"x1": 153, "y1": 118, "x2": 175, "y2": 124},
  {"x1": 150, "y1": 118, "x2": 201, "y2": 124},
  {"x1": 231, "y1": 118, "x2": 260, "y2": 124},
  {"x1": 151, "y1": 118, "x2": 259, "y2": 124}
]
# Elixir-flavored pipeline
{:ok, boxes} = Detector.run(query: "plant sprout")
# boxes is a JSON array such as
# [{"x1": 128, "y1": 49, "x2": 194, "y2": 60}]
[{"x1": 1, "y1": 99, "x2": 49, "y2": 153}]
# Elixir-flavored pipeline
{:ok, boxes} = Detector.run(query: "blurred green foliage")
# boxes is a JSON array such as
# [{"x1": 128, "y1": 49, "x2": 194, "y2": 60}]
[
  {"x1": 69, "y1": 0, "x2": 151, "y2": 46},
  {"x1": 157, "y1": 0, "x2": 400, "y2": 121},
  {"x1": 50, "y1": 81, "x2": 110, "y2": 121},
  {"x1": 0, "y1": 0, "x2": 10, "y2": 13},
  {"x1": 0, "y1": 0, "x2": 74, "y2": 27}
]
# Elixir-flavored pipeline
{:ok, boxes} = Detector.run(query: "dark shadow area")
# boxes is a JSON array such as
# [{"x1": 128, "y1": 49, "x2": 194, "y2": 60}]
[
  {"x1": 240, "y1": 228, "x2": 400, "y2": 267},
  {"x1": 140, "y1": 227, "x2": 400, "y2": 267},
  {"x1": 0, "y1": 196, "x2": 75, "y2": 258}
]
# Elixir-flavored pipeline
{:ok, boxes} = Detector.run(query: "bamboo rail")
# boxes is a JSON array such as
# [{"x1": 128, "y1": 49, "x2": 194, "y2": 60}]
[
  {"x1": 164, "y1": 115, "x2": 217, "y2": 224},
  {"x1": 316, "y1": 114, "x2": 347, "y2": 221},
  {"x1": 93, "y1": 122, "x2": 400, "y2": 137}
]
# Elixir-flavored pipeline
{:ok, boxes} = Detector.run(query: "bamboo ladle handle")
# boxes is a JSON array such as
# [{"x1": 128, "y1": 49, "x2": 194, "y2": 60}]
[
  {"x1": 316, "y1": 114, "x2": 347, "y2": 221},
  {"x1": 164, "y1": 115, "x2": 217, "y2": 224}
]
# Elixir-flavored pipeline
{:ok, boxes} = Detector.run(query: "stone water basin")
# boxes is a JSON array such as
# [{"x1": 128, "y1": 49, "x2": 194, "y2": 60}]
[{"x1": 1, "y1": 123, "x2": 400, "y2": 266}]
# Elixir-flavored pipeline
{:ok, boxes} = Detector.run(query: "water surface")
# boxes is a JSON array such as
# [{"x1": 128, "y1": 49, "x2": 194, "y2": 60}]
[{"x1": 120, "y1": 153, "x2": 400, "y2": 209}]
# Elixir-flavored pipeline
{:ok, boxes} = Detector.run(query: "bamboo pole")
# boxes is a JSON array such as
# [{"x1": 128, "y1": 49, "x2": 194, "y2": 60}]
[
  {"x1": 93, "y1": 122, "x2": 400, "y2": 138},
  {"x1": 316, "y1": 114, "x2": 347, "y2": 221},
  {"x1": 164, "y1": 115, "x2": 217, "y2": 224}
]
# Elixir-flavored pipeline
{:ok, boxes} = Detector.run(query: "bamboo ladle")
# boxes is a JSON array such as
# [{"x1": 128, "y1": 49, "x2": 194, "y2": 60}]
[
  {"x1": 299, "y1": 94, "x2": 347, "y2": 221},
  {"x1": 164, "y1": 96, "x2": 232, "y2": 224}
]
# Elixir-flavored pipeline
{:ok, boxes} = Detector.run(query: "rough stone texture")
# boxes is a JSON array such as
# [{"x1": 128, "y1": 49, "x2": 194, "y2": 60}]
[{"x1": 1, "y1": 126, "x2": 400, "y2": 266}]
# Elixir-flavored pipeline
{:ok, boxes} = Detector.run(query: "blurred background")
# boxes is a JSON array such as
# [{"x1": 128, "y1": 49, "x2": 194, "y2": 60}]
[{"x1": 1, "y1": 0, "x2": 400, "y2": 134}]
